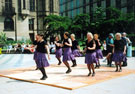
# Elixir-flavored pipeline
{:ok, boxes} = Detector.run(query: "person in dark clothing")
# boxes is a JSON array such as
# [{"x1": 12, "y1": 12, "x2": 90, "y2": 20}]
[
  {"x1": 33, "y1": 35, "x2": 39, "y2": 70},
  {"x1": 94, "y1": 34, "x2": 103, "y2": 68},
  {"x1": 62, "y1": 32, "x2": 76, "y2": 73},
  {"x1": 83, "y1": 32, "x2": 98, "y2": 77},
  {"x1": 105, "y1": 33, "x2": 114, "y2": 67},
  {"x1": 54, "y1": 36, "x2": 63, "y2": 65},
  {"x1": 70, "y1": 34, "x2": 82, "y2": 67},
  {"x1": 121, "y1": 32, "x2": 131, "y2": 67},
  {"x1": 36, "y1": 34, "x2": 50, "y2": 80},
  {"x1": 112, "y1": 33, "x2": 127, "y2": 72}
]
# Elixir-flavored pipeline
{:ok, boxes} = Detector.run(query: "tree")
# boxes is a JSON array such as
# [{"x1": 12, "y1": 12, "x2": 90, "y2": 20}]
[
  {"x1": 71, "y1": 14, "x2": 90, "y2": 39},
  {"x1": 43, "y1": 15, "x2": 72, "y2": 39},
  {"x1": 0, "y1": 32, "x2": 7, "y2": 47},
  {"x1": 90, "y1": 7, "x2": 106, "y2": 34}
]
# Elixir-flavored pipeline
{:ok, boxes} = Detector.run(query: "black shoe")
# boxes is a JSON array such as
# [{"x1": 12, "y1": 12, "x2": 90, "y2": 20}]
[
  {"x1": 71, "y1": 64, "x2": 77, "y2": 67},
  {"x1": 92, "y1": 73, "x2": 95, "y2": 77},
  {"x1": 35, "y1": 67, "x2": 38, "y2": 70},
  {"x1": 40, "y1": 76, "x2": 47, "y2": 80},
  {"x1": 66, "y1": 69, "x2": 72, "y2": 74},
  {"x1": 88, "y1": 73, "x2": 91, "y2": 76},
  {"x1": 115, "y1": 69, "x2": 118, "y2": 72},
  {"x1": 95, "y1": 65, "x2": 100, "y2": 69},
  {"x1": 58, "y1": 62, "x2": 62, "y2": 65}
]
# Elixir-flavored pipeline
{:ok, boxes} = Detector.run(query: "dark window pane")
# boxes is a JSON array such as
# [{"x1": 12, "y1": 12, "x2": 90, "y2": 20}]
[
  {"x1": 4, "y1": 17, "x2": 14, "y2": 30},
  {"x1": 23, "y1": 0, "x2": 26, "y2": 9}
]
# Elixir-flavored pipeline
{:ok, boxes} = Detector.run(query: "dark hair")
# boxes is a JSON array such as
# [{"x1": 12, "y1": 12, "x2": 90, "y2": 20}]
[
  {"x1": 64, "y1": 32, "x2": 69, "y2": 37},
  {"x1": 38, "y1": 34, "x2": 44, "y2": 37}
]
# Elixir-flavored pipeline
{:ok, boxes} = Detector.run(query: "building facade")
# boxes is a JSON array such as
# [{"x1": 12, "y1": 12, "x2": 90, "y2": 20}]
[
  {"x1": 59, "y1": 0, "x2": 135, "y2": 18},
  {"x1": 0, "y1": 0, "x2": 59, "y2": 41}
]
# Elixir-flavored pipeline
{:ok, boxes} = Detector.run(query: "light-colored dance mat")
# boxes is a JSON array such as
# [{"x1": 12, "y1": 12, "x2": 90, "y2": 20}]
[{"x1": 0, "y1": 64, "x2": 135, "y2": 90}]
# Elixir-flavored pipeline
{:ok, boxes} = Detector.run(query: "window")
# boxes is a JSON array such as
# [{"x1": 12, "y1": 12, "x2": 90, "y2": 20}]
[
  {"x1": 76, "y1": 8, "x2": 80, "y2": 15},
  {"x1": 116, "y1": 0, "x2": 121, "y2": 9},
  {"x1": 50, "y1": 0, "x2": 54, "y2": 13},
  {"x1": 69, "y1": 10, "x2": 73, "y2": 18},
  {"x1": 76, "y1": 0, "x2": 80, "y2": 7},
  {"x1": 23, "y1": 0, "x2": 26, "y2": 9},
  {"x1": 106, "y1": 0, "x2": 111, "y2": 8},
  {"x1": 18, "y1": 0, "x2": 21, "y2": 12},
  {"x1": 29, "y1": 19, "x2": 34, "y2": 30},
  {"x1": 60, "y1": 0, "x2": 63, "y2": 5},
  {"x1": 127, "y1": 0, "x2": 134, "y2": 13},
  {"x1": 4, "y1": 17, "x2": 14, "y2": 31},
  {"x1": 97, "y1": 1, "x2": 101, "y2": 7},
  {"x1": 70, "y1": 1, "x2": 74, "y2": 10},
  {"x1": 30, "y1": 0, "x2": 35, "y2": 11},
  {"x1": 60, "y1": 5, "x2": 63, "y2": 13},
  {"x1": 5, "y1": 0, "x2": 12, "y2": 11},
  {"x1": 86, "y1": 0, "x2": 90, "y2": 4},
  {"x1": 86, "y1": 5, "x2": 89, "y2": 13}
]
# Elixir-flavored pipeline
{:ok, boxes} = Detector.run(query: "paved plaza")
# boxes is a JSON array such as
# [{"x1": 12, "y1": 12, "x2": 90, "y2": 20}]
[{"x1": 0, "y1": 54, "x2": 135, "y2": 94}]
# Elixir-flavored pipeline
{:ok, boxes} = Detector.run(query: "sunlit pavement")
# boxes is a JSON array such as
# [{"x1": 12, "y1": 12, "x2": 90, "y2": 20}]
[{"x1": 0, "y1": 54, "x2": 135, "y2": 94}]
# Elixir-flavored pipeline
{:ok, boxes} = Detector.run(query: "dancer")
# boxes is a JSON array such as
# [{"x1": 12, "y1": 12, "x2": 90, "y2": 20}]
[
  {"x1": 94, "y1": 34, "x2": 103, "y2": 68},
  {"x1": 36, "y1": 34, "x2": 50, "y2": 80},
  {"x1": 54, "y1": 36, "x2": 63, "y2": 65},
  {"x1": 112, "y1": 33, "x2": 126, "y2": 72},
  {"x1": 62, "y1": 32, "x2": 75, "y2": 73},
  {"x1": 33, "y1": 35, "x2": 39, "y2": 70},
  {"x1": 84, "y1": 32, "x2": 97, "y2": 77},
  {"x1": 70, "y1": 34, "x2": 82, "y2": 67}
]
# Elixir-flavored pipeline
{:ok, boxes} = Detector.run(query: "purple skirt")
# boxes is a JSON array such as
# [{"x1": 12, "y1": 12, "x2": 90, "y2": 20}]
[
  {"x1": 112, "y1": 51, "x2": 127, "y2": 63},
  {"x1": 63, "y1": 47, "x2": 75, "y2": 62},
  {"x1": 33, "y1": 51, "x2": 37, "y2": 61},
  {"x1": 95, "y1": 49, "x2": 103, "y2": 59},
  {"x1": 36, "y1": 52, "x2": 49, "y2": 68},
  {"x1": 72, "y1": 49, "x2": 82, "y2": 57},
  {"x1": 85, "y1": 52, "x2": 98, "y2": 64},
  {"x1": 55, "y1": 48, "x2": 62, "y2": 58}
]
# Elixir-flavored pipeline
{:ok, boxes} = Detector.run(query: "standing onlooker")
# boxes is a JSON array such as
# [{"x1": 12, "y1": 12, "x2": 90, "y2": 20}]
[
  {"x1": 121, "y1": 32, "x2": 131, "y2": 66},
  {"x1": 102, "y1": 40, "x2": 107, "y2": 56},
  {"x1": 15, "y1": 43, "x2": 22, "y2": 53},
  {"x1": 112, "y1": 33, "x2": 127, "y2": 72},
  {"x1": 21, "y1": 43, "x2": 26, "y2": 53},
  {"x1": 7, "y1": 44, "x2": 12, "y2": 53},
  {"x1": 105, "y1": 33, "x2": 114, "y2": 67}
]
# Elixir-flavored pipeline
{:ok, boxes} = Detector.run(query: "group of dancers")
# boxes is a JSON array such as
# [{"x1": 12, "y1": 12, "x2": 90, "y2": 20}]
[{"x1": 33, "y1": 32, "x2": 127, "y2": 80}]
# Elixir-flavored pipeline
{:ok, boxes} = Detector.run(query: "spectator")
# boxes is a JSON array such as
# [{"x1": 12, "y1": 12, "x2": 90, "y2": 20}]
[
  {"x1": 103, "y1": 33, "x2": 114, "y2": 67},
  {"x1": 102, "y1": 40, "x2": 107, "y2": 56},
  {"x1": 21, "y1": 43, "x2": 26, "y2": 53},
  {"x1": 6, "y1": 44, "x2": 12, "y2": 53},
  {"x1": 15, "y1": 43, "x2": 22, "y2": 53},
  {"x1": 121, "y1": 32, "x2": 131, "y2": 66}
]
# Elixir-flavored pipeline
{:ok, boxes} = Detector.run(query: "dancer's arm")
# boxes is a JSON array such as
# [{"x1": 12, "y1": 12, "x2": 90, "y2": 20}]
[
  {"x1": 65, "y1": 39, "x2": 72, "y2": 47},
  {"x1": 123, "y1": 45, "x2": 126, "y2": 55},
  {"x1": 45, "y1": 45, "x2": 50, "y2": 60}
]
